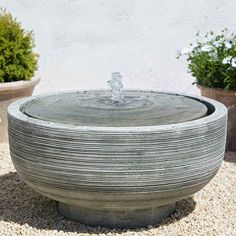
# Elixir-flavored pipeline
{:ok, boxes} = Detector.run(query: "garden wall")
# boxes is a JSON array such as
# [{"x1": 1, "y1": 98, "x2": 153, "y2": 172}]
[{"x1": 2, "y1": 0, "x2": 236, "y2": 94}]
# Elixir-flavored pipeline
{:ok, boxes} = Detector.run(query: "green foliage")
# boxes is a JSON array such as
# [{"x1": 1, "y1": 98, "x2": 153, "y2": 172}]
[
  {"x1": 178, "y1": 29, "x2": 236, "y2": 90},
  {"x1": 0, "y1": 9, "x2": 38, "y2": 83}
]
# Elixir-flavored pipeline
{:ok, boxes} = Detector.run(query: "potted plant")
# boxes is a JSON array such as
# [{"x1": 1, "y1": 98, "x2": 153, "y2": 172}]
[
  {"x1": 178, "y1": 29, "x2": 236, "y2": 151},
  {"x1": 0, "y1": 9, "x2": 39, "y2": 142}
]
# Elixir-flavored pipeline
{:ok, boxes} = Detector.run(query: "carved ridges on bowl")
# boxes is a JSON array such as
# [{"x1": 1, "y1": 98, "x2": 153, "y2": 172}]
[{"x1": 7, "y1": 91, "x2": 227, "y2": 211}]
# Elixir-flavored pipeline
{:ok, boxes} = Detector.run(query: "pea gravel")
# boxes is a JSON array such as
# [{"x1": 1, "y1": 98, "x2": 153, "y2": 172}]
[{"x1": 0, "y1": 143, "x2": 235, "y2": 236}]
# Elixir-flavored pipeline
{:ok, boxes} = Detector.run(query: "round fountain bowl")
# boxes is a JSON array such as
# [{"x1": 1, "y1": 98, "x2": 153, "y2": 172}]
[{"x1": 8, "y1": 90, "x2": 227, "y2": 228}]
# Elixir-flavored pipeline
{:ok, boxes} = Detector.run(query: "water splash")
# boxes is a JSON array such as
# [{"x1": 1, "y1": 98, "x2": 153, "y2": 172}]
[{"x1": 107, "y1": 72, "x2": 124, "y2": 105}]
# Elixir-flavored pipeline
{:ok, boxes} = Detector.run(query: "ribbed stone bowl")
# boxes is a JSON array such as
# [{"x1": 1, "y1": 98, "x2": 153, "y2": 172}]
[{"x1": 8, "y1": 90, "x2": 227, "y2": 228}]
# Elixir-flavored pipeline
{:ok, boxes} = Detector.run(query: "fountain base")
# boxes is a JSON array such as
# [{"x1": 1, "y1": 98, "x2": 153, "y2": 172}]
[
  {"x1": 8, "y1": 90, "x2": 227, "y2": 229},
  {"x1": 58, "y1": 202, "x2": 175, "y2": 228}
]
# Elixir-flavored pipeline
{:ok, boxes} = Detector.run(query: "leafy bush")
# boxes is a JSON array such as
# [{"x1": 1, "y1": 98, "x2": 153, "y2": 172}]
[
  {"x1": 0, "y1": 9, "x2": 38, "y2": 83},
  {"x1": 178, "y1": 29, "x2": 236, "y2": 90}
]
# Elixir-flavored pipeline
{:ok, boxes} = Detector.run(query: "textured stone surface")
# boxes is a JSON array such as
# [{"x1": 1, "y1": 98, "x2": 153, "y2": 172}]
[
  {"x1": 8, "y1": 91, "x2": 227, "y2": 228},
  {"x1": 0, "y1": 143, "x2": 235, "y2": 235}
]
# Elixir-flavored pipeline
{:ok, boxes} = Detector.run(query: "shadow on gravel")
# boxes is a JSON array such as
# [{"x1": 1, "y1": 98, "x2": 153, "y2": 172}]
[
  {"x1": 0, "y1": 172, "x2": 196, "y2": 234},
  {"x1": 224, "y1": 151, "x2": 236, "y2": 164}
]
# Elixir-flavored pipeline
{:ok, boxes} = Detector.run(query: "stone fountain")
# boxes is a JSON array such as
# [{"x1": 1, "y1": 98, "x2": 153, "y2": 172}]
[{"x1": 8, "y1": 73, "x2": 227, "y2": 228}]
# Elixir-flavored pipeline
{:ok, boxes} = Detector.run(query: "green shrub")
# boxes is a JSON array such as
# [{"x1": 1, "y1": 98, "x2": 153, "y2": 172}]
[
  {"x1": 178, "y1": 29, "x2": 236, "y2": 90},
  {"x1": 0, "y1": 9, "x2": 38, "y2": 83}
]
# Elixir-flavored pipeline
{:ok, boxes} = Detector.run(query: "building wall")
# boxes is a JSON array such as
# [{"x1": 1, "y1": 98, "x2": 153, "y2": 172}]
[{"x1": 1, "y1": 0, "x2": 236, "y2": 94}]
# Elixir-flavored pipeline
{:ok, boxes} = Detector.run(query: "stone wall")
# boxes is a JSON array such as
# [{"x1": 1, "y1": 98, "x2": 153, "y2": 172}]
[{"x1": 2, "y1": 0, "x2": 236, "y2": 94}]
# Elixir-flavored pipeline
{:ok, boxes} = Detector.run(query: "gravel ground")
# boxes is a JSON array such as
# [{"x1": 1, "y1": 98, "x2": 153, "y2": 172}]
[{"x1": 0, "y1": 143, "x2": 235, "y2": 236}]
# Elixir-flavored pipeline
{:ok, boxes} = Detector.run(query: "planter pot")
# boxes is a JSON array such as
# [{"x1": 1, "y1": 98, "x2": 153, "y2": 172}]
[
  {"x1": 8, "y1": 91, "x2": 227, "y2": 228},
  {"x1": 0, "y1": 77, "x2": 40, "y2": 142},
  {"x1": 198, "y1": 85, "x2": 236, "y2": 151}
]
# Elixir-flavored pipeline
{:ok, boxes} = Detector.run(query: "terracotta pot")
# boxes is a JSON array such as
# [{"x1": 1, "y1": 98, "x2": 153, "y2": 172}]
[
  {"x1": 198, "y1": 85, "x2": 236, "y2": 151},
  {"x1": 0, "y1": 77, "x2": 40, "y2": 142}
]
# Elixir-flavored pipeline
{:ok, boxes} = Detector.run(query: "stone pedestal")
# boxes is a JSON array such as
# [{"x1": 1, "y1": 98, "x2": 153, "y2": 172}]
[{"x1": 59, "y1": 203, "x2": 175, "y2": 228}]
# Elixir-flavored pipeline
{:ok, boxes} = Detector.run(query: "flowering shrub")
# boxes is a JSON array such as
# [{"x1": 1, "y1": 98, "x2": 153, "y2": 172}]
[
  {"x1": 0, "y1": 9, "x2": 38, "y2": 83},
  {"x1": 178, "y1": 29, "x2": 236, "y2": 90}
]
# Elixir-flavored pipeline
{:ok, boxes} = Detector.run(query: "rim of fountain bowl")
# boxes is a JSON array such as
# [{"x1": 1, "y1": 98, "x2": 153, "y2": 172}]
[{"x1": 7, "y1": 89, "x2": 227, "y2": 133}]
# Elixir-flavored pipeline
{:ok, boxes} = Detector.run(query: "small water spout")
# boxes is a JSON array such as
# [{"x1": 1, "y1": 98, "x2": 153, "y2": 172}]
[{"x1": 107, "y1": 72, "x2": 124, "y2": 105}]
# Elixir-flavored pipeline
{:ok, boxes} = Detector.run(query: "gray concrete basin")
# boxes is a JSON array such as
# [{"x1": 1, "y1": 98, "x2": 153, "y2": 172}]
[{"x1": 8, "y1": 90, "x2": 227, "y2": 228}]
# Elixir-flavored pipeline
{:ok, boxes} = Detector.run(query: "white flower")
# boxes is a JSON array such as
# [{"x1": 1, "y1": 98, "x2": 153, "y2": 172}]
[
  {"x1": 207, "y1": 34, "x2": 216, "y2": 41},
  {"x1": 225, "y1": 41, "x2": 232, "y2": 49},
  {"x1": 213, "y1": 37, "x2": 225, "y2": 47},
  {"x1": 178, "y1": 44, "x2": 198, "y2": 57},
  {"x1": 209, "y1": 51, "x2": 218, "y2": 60},
  {"x1": 213, "y1": 40, "x2": 222, "y2": 47},
  {"x1": 201, "y1": 44, "x2": 214, "y2": 52},
  {"x1": 231, "y1": 58, "x2": 236, "y2": 67},
  {"x1": 222, "y1": 56, "x2": 232, "y2": 64},
  {"x1": 181, "y1": 47, "x2": 192, "y2": 55},
  {"x1": 225, "y1": 35, "x2": 234, "y2": 42}
]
